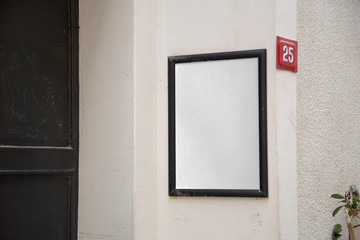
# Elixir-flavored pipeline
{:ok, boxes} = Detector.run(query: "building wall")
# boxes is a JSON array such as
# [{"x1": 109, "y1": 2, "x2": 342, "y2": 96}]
[
  {"x1": 78, "y1": 1, "x2": 134, "y2": 239},
  {"x1": 78, "y1": 0, "x2": 299, "y2": 239},
  {"x1": 297, "y1": 0, "x2": 360, "y2": 239},
  {"x1": 154, "y1": 1, "x2": 280, "y2": 238},
  {"x1": 134, "y1": 0, "x2": 296, "y2": 239},
  {"x1": 275, "y1": 0, "x2": 298, "y2": 238},
  {"x1": 75, "y1": 0, "x2": 360, "y2": 239}
]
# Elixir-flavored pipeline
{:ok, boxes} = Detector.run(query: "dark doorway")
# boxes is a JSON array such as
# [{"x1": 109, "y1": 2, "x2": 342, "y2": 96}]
[{"x1": 0, "y1": 0, "x2": 79, "y2": 239}]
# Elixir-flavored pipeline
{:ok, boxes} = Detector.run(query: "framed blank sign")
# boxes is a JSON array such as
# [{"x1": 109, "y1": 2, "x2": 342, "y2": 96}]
[{"x1": 168, "y1": 49, "x2": 268, "y2": 197}]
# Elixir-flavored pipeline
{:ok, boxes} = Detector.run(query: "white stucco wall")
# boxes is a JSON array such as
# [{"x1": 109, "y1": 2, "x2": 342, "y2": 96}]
[
  {"x1": 155, "y1": 1, "x2": 279, "y2": 238},
  {"x1": 78, "y1": 0, "x2": 298, "y2": 239},
  {"x1": 78, "y1": 1, "x2": 134, "y2": 239},
  {"x1": 297, "y1": 0, "x2": 360, "y2": 239},
  {"x1": 134, "y1": 0, "x2": 296, "y2": 239},
  {"x1": 275, "y1": 0, "x2": 298, "y2": 239}
]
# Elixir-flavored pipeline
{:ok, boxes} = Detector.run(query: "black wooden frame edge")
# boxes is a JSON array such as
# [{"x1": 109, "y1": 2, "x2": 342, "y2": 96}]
[
  {"x1": 168, "y1": 49, "x2": 265, "y2": 63},
  {"x1": 169, "y1": 189, "x2": 267, "y2": 198},
  {"x1": 258, "y1": 49, "x2": 268, "y2": 198},
  {"x1": 168, "y1": 57, "x2": 176, "y2": 196},
  {"x1": 168, "y1": 49, "x2": 268, "y2": 198}
]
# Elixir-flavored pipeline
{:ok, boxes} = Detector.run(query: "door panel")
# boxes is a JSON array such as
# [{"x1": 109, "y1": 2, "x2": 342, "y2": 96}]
[
  {"x1": 0, "y1": 0, "x2": 72, "y2": 147},
  {"x1": 0, "y1": 174, "x2": 71, "y2": 239},
  {"x1": 0, "y1": 0, "x2": 79, "y2": 239}
]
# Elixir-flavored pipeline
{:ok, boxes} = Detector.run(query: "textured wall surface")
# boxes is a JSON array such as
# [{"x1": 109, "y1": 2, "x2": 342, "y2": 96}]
[{"x1": 297, "y1": 0, "x2": 360, "y2": 239}]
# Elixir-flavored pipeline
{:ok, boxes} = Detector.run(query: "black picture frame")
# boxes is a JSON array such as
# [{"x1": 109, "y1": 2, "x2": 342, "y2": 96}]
[{"x1": 168, "y1": 49, "x2": 268, "y2": 197}]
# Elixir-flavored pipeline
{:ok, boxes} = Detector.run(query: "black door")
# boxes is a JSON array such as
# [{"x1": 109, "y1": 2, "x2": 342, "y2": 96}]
[{"x1": 0, "y1": 0, "x2": 79, "y2": 239}]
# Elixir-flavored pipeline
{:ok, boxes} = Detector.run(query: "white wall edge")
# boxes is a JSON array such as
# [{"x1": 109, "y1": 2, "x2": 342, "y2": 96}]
[{"x1": 275, "y1": 0, "x2": 298, "y2": 239}]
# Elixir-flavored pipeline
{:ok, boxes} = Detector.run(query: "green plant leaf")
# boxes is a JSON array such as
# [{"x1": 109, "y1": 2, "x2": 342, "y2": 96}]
[
  {"x1": 332, "y1": 224, "x2": 343, "y2": 240},
  {"x1": 333, "y1": 233, "x2": 342, "y2": 239},
  {"x1": 331, "y1": 194, "x2": 345, "y2": 199},
  {"x1": 350, "y1": 185, "x2": 359, "y2": 197},
  {"x1": 333, "y1": 206, "x2": 343, "y2": 217},
  {"x1": 333, "y1": 224, "x2": 342, "y2": 234}
]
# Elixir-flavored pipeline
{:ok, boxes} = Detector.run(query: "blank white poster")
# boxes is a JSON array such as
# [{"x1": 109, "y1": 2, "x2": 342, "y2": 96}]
[{"x1": 175, "y1": 58, "x2": 260, "y2": 190}]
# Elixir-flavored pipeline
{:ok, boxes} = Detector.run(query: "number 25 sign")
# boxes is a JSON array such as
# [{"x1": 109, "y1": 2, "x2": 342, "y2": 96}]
[{"x1": 277, "y1": 36, "x2": 298, "y2": 72}]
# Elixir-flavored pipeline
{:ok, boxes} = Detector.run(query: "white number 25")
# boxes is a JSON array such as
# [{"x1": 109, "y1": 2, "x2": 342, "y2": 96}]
[{"x1": 283, "y1": 45, "x2": 294, "y2": 63}]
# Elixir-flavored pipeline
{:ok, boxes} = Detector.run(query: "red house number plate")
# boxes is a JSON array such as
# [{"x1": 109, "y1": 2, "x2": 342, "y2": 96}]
[{"x1": 277, "y1": 36, "x2": 298, "y2": 72}]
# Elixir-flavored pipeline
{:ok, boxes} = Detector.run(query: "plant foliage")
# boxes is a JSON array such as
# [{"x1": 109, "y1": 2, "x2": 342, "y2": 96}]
[
  {"x1": 331, "y1": 185, "x2": 360, "y2": 240},
  {"x1": 332, "y1": 224, "x2": 343, "y2": 239}
]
